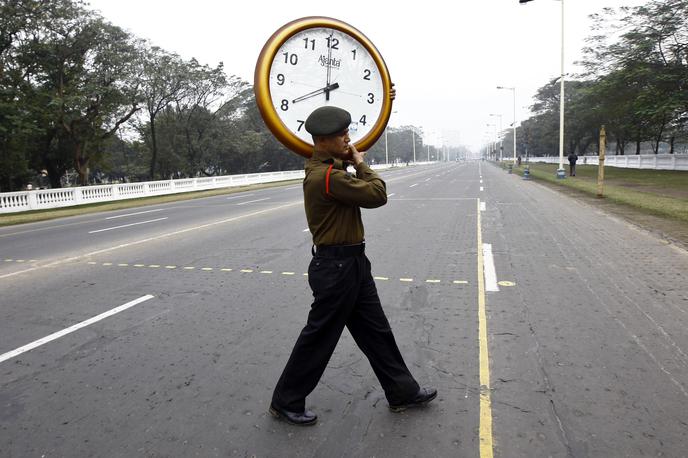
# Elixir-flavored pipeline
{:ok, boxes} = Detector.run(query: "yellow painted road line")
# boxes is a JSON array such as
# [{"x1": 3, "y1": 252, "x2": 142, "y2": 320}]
[{"x1": 477, "y1": 198, "x2": 494, "y2": 458}]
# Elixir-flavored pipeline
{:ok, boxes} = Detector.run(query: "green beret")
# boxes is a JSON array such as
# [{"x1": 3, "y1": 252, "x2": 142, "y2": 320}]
[{"x1": 305, "y1": 106, "x2": 351, "y2": 136}]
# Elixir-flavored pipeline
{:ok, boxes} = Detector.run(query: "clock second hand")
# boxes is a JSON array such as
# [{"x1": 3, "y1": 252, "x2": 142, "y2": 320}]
[{"x1": 292, "y1": 82, "x2": 339, "y2": 104}]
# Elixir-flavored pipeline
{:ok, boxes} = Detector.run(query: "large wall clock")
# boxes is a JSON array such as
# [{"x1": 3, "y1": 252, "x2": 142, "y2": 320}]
[{"x1": 254, "y1": 16, "x2": 393, "y2": 158}]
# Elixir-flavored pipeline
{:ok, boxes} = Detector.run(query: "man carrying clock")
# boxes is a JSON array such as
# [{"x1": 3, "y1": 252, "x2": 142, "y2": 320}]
[{"x1": 269, "y1": 102, "x2": 437, "y2": 426}]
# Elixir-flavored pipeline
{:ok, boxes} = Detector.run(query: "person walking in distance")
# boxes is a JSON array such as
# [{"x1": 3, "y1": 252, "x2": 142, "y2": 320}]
[
  {"x1": 269, "y1": 103, "x2": 437, "y2": 426},
  {"x1": 568, "y1": 151, "x2": 578, "y2": 176}
]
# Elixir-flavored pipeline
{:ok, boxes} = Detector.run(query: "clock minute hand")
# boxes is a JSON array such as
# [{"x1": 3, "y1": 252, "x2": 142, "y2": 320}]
[
  {"x1": 326, "y1": 32, "x2": 333, "y2": 100},
  {"x1": 292, "y1": 83, "x2": 339, "y2": 104}
]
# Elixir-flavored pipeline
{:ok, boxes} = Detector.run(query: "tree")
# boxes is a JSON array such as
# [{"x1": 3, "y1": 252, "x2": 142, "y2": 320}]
[{"x1": 139, "y1": 46, "x2": 188, "y2": 180}]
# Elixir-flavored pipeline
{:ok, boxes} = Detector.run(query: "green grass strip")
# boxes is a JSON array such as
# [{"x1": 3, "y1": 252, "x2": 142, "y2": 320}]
[{"x1": 518, "y1": 162, "x2": 688, "y2": 224}]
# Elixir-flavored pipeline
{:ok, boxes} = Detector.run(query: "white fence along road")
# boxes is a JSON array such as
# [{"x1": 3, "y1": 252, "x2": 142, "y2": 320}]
[
  {"x1": 0, "y1": 162, "x2": 431, "y2": 214},
  {"x1": 524, "y1": 153, "x2": 688, "y2": 171}
]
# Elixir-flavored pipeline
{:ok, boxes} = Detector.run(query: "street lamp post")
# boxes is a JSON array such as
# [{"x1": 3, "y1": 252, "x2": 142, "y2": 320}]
[
  {"x1": 489, "y1": 113, "x2": 503, "y2": 161},
  {"x1": 557, "y1": 0, "x2": 566, "y2": 177},
  {"x1": 521, "y1": 0, "x2": 566, "y2": 177},
  {"x1": 496, "y1": 86, "x2": 517, "y2": 165},
  {"x1": 384, "y1": 127, "x2": 389, "y2": 165}
]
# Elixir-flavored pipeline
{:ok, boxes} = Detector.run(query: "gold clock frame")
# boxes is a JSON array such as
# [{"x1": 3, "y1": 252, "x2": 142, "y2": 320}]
[{"x1": 254, "y1": 16, "x2": 393, "y2": 158}]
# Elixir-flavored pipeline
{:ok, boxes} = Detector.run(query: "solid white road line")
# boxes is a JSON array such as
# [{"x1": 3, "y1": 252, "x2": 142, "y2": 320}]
[
  {"x1": 105, "y1": 208, "x2": 165, "y2": 220},
  {"x1": 88, "y1": 217, "x2": 169, "y2": 234},
  {"x1": 226, "y1": 193, "x2": 255, "y2": 200},
  {"x1": 236, "y1": 197, "x2": 271, "y2": 205},
  {"x1": 482, "y1": 243, "x2": 499, "y2": 292},
  {"x1": 0, "y1": 295, "x2": 154, "y2": 364}
]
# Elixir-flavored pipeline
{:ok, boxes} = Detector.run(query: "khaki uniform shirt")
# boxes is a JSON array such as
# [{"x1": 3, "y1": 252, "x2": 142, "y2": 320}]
[{"x1": 304, "y1": 150, "x2": 387, "y2": 246}]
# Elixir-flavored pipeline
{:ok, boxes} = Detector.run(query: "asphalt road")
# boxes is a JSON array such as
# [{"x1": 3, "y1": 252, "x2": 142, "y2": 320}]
[{"x1": 1, "y1": 162, "x2": 687, "y2": 457}]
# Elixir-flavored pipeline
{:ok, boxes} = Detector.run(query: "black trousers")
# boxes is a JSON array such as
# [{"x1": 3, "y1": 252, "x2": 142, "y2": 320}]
[{"x1": 272, "y1": 246, "x2": 419, "y2": 412}]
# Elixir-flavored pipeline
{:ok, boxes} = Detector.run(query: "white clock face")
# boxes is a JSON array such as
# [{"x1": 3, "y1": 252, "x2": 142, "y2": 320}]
[{"x1": 268, "y1": 27, "x2": 384, "y2": 145}]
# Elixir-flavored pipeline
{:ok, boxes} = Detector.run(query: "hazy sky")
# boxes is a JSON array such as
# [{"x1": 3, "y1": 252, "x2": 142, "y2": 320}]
[{"x1": 87, "y1": 0, "x2": 648, "y2": 150}]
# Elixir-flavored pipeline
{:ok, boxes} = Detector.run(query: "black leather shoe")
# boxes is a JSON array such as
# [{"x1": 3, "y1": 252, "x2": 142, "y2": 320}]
[
  {"x1": 269, "y1": 403, "x2": 318, "y2": 426},
  {"x1": 389, "y1": 387, "x2": 438, "y2": 412}
]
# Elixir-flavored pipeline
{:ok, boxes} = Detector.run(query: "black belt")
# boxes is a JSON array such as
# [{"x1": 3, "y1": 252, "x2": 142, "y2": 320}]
[{"x1": 313, "y1": 242, "x2": 365, "y2": 257}]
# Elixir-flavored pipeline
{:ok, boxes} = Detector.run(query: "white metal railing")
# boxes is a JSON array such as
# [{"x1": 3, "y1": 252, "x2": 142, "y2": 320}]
[
  {"x1": 0, "y1": 169, "x2": 305, "y2": 214},
  {"x1": 523, "y1": 154, "x2": 688, "y2": 171},
  {"x1": 0, "y1": 162, "x2": 429, "y2": 214}
]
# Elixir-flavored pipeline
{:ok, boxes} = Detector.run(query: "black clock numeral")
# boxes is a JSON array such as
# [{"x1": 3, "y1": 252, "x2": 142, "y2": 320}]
[
  {"x1": 367, "y1": 93, "x2": 375, "y2": 104},
  {"x1": 351, "y1": 49, "x2": 357, "y2": 60},
  {"x1": 359, "y1": 115, "x2": 367, "y2": 126},
  {"x1": 297, "y1": 120, "x2": 305, "y2": 131},
  {"x1": 363, "y1": 69, "x2": 371, "y2": 80},
  {"x1": 303, "y1": 38, "x2": 315, "y2": 50},
  {"x1": 326, "y1": 37, "x2": 339, "y2": 50},
  {"x1": 280, "y1": 99, "x2": 289, "y2": 111},
  {"x1": 276, "y1": 74, "x2": 285, "y2": 85},
  {"x1": 282, "y1": 52, "x2": 298, "y2": 65}
]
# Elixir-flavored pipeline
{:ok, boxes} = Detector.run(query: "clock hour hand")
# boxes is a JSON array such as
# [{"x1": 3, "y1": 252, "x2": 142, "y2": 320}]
[{"x1": 292, "y1": 83, "x2": 339, "y2": 104}]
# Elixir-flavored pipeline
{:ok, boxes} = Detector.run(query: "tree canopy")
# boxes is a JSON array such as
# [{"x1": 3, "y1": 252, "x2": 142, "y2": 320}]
[{"x1": 509, "y1": 0, "x2": 687, "y2": 159}]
